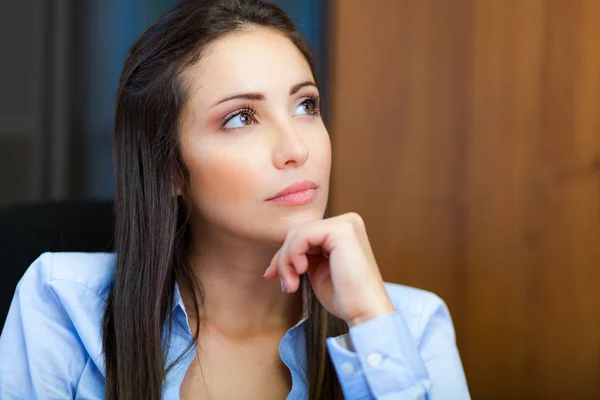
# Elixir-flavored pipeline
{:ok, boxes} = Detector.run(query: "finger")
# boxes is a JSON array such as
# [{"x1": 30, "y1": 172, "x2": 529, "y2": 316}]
[
  {"x1": 264, "y1": 242, "x2": 324, "y2": 280},
  {"x1": 288, "y1": 245, "x2": 311, "y2": 277},
  {"x1": 276, "y1": 235, "x2": 301, "y2": 293},
  {"x1": 263, "y1": 248, "x2": 282, "y2": 280},
  {"x1": 307, "y1": 257, "x2": 331, "y2": 286},
  {"x1": 287, "y1": 224, "x2": 331, "y2": 277}
]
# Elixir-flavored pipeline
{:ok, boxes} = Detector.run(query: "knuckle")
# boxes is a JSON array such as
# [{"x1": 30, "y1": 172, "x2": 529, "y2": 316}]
[{"x1": 346, "y1": 212, "x2": 364, "y2": 229}]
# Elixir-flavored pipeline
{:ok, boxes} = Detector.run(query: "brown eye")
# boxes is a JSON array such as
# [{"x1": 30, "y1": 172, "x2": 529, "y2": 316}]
[
  {"x1": 240, "y1": 112, "x2": 253, "y2": 125},
  {"x1": 294, "y1": 97, "x2": 320, "y2": 116},
  {"x1": 222, "y1": 109, "x2": 256, "y2": 129},
  {"x1": 302, "y1": 100, "x2": 314, "y2": 114}
]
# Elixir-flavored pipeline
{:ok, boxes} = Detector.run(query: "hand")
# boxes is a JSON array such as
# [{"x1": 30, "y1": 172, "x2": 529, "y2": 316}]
[{"x1": 263, "y1": 212, "x2": 395, "y2": 327}]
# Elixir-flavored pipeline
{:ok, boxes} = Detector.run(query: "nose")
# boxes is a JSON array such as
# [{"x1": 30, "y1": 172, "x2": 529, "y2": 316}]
[{"x1": 272, "y1": 118, "x2": 309, "y2": 169}]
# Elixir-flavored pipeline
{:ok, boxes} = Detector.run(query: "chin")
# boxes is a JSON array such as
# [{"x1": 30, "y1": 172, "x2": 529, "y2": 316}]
[
  {"x1": 253, "y1": 206, "x2": 327, "y2": 245},
  {"x1": 281, "y1": 204, "x2": 326, "y2": 221}
]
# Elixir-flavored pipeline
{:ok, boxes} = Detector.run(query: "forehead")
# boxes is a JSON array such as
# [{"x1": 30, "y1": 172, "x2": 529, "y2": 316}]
[{"x1": 184, "y1": 27, "x2": 314, "y2": 102}]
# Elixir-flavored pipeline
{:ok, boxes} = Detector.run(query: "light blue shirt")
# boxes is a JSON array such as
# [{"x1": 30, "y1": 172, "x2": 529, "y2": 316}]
[{"x1": 0, "y1": 252, "x2": 470, "y2": 399}]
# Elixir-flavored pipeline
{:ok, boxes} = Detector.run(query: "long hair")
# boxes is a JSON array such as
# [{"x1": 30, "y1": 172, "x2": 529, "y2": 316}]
[{"x1": 102, "y1": 1, "x2": 347, "y2": 399}]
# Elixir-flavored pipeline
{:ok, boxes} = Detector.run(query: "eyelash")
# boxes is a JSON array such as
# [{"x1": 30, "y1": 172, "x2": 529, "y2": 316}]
[
  {"x1": 304, "y1": 95, "x2": 321, "y2": 115},
  {"x1": 220, "y1": 105, "x2": 257, "y2": 129},
  {"x1": 220, "y1": 95, "x2": 321, "y2": 130}
]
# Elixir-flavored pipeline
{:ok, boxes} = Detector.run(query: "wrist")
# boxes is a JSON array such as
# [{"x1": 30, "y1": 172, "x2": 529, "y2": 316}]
[{"x1": 347, "y1": 299, "x2": 395, "y2": 327}]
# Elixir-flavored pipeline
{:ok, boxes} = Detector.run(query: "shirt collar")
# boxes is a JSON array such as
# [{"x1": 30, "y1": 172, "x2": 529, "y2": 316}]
[{"x1": 172, "y1": 280, "x2": 184, "y2": 313}]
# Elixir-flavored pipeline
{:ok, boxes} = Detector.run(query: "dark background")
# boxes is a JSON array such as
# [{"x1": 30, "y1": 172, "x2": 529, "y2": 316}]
[{"x1": 0, "y1": 0, "x2": 328, "y2": 204}]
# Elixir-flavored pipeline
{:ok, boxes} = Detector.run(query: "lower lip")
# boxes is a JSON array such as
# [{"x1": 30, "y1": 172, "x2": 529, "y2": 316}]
[{"x1": 268, "y1": 188, "x2": 317, "y2": 205}]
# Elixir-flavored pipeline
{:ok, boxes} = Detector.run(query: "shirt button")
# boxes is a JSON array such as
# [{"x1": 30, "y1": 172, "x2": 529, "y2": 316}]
[
  {"x1": 367, "y1": 352, "x2": 383, "y2": 368},
  {"x1": 341, "y1": 362, "x2": 355, "y2": 375}
]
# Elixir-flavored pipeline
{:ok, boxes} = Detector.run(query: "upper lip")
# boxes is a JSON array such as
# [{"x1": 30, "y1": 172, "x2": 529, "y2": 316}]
[{"x1": 267, "y1": 180, "x2": 318, "y2": 200}]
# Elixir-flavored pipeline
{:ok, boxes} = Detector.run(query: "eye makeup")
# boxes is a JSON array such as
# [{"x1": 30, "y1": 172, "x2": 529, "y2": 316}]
[{"x1": 218, "y1": 93, "x2": 321, "y2": 131}]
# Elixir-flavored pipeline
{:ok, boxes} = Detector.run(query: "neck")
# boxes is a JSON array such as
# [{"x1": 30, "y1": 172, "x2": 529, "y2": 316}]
[{"x1": 180, "y1": 221, "x2": 303, "y2": 338}]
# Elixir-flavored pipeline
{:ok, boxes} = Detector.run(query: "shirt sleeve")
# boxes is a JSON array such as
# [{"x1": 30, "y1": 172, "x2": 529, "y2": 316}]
[
  {"x1": 0, "y1": 253, "x2": 86, "y2": 400},
  {"x1": 325, "y1": 294, "x2": 470, "y2": 400}
]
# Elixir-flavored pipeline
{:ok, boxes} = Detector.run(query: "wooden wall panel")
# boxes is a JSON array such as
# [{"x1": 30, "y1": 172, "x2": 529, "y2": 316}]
[{"x1": 328, "y1": 0, "x2": 600, "y2": 398}]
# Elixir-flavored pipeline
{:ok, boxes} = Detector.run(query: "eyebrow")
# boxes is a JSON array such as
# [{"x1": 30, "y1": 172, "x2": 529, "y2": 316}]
[{"x1": 211, "y1": 81, "x2": 317, "y2": 107}]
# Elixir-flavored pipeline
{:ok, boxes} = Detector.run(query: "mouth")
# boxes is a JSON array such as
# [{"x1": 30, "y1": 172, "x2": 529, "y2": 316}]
[
  {"x1": 266, "y1": 180, "x2": 319, "y2": 205},
  {"x1": 267, "y1": 188, "x2": 317, "y2": 205}
]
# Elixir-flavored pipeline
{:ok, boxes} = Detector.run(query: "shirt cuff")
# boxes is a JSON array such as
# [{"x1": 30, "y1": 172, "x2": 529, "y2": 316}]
[{"x1": 326, "y1": 311, "x2": 430, "y2": 399}]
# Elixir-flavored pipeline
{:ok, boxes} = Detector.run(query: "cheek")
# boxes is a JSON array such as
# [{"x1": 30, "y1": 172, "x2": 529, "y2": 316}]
[
  {"x1": 311, "y1": 128, "x2": 332, "y2": 177},
  {"x1": 187, "y1": 149, "x2": 262, "y2": 214}
]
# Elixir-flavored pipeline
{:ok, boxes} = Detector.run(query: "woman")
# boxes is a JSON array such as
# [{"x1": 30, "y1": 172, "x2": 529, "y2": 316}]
[{"x1": 0, "y1": 0, "x2": 470, "y2": 399}]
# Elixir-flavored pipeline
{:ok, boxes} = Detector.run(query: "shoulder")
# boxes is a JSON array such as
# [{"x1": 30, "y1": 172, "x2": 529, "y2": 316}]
[
  {"x1": 19, "y1": 251, "x2": 116, "y2": 302},
  {"x1": 382, "y1": 282, "x2": 455, "y2": 341},
  {"x1": 0, "y1": 252, "x2": 115, "y2": 396},
  {"x1": 17, "y1": 252, "x2": 116, "y2": 367}
]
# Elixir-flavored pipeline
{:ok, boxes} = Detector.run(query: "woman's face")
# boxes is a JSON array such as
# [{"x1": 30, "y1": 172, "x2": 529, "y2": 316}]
[{"x1": 178, "y1": 27, "x2": 331, "y2": 245}]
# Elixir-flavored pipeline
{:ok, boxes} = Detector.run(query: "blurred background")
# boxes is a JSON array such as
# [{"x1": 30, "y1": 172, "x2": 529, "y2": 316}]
[
  {"x1": 0, "y1": 0, "x2": 328, "y2": 202},
  {"x1": 1, "y1": 0, "x2": 599, "y2": 398}
]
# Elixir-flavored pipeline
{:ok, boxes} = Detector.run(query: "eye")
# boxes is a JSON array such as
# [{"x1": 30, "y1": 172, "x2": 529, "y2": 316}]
[
  {"x1": 222, "y1": 109, "x2": 256, "y2": 130},
  {"x1": 294, "y1": 96, "x2": 320, "y2": 116}
]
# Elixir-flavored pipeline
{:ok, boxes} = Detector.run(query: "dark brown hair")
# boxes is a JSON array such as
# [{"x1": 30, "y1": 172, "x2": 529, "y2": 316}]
[{"x1": 102, "y1": 1, "x2": 347, "y2": 399}]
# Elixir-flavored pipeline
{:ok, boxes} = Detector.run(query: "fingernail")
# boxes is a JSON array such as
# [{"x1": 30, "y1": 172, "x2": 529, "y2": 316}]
[
  {"x1": 263, "y1": 263, "x2": 272, "y2": 277},
  {"x1": 280, "y1": 279, "x2": 287, "y2": 293}
]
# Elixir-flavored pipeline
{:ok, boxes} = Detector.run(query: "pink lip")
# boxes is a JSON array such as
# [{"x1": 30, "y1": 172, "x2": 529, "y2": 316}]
[{"x1": 267, "y1": 180, "x2": 318, "y2": 205}]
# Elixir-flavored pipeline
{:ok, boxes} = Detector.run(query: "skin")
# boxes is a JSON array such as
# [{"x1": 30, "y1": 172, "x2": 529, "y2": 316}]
[{"x1": 176, "y1": 26, "x2": 394, "y2": 399}]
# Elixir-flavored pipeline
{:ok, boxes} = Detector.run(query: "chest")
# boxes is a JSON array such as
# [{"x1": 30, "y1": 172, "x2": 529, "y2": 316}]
[{"x1": 179, "y1": 333, "x2": 292, "y2": 400}]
